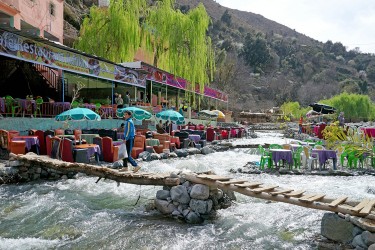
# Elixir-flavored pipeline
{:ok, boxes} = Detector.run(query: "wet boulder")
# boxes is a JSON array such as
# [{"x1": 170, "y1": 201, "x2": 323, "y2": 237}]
[
  {"x1": 170, "y1": 185, "x2": 190, "y2": 204},
  {"x1": 154, "y1": 199, "x2": 176, "y2": 214},
  {"x1": 190, "y1": 184, "x2": 210, "y2": 200},
  {"x1": 189, "y1": 199, "x2": 213, "y2": 214}
]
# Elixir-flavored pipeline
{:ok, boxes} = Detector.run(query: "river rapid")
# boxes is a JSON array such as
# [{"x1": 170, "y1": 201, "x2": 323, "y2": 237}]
[{"x1": 1, "y1": 131, "x2": 375, "y2": 250}]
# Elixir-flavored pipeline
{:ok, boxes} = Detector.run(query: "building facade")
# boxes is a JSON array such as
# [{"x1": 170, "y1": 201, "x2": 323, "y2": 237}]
[{"x1": 0, "y1": 0, "x2": 63, "y2": 42}]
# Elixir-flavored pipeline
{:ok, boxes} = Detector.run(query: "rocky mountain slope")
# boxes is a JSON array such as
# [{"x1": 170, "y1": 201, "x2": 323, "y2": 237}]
[{"x1": 63, "y1": 0, "x2": 375, "y2": 112}]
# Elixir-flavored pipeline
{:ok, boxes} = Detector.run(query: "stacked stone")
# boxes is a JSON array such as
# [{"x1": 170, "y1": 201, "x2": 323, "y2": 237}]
[
  {"x1": 154, "y1": 175, "x2": 234, "y2": 224},
  {"x1": 0, "y1": 159, "x2": 76, "y2": 184}
]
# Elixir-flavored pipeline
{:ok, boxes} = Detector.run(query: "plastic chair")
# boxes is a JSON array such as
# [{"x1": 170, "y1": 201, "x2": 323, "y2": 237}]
[
  {"x1": 302, "y1": 146, "x2": 318, "y2": 170},
  {"x1": 61, "y1": 138, "x2": 74, "y2": 162},
  {"x1": 34, "y1": 97, "x2": 43, "y2": 117},
  {"x1": 95, "y1": 103, "x2": 101, "y2": 115},
  {"x1": 258, "y1": 145, "x2": 272, "y2": 169},
  {"x1": 102, "y1": 137, "x2": 119, "y2": 162},
  {"x1": 292, "y1": 146, "x2": 304, "y2": 169},
  {"x1": 5, "y1": 96, "x2": 20, "y2": 117},
  {"x1": 9, "y1": 141, "x2": 26, "y2": 154},
  {"x1": 71, "y1": 101, "x2": 80, "y2": 108},
  {"x1": 131, "y1": 135, "x2": 146, "y2": 158},
  {"x1": 35, "y1": 130, "x2": 46, "y2": 155}
]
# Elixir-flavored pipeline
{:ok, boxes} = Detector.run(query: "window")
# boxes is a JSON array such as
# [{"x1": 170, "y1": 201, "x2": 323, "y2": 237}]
[{"x1": 49, "y1": 2, "x2": 55, "y2": 16}]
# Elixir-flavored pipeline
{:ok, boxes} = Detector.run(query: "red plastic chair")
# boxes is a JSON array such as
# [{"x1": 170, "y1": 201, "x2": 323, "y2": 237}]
[
  {"x1": 61, "y1": 138, "x2": 74, "y2": 162},
  {"x1": 35, "y1": 130, "x2": 46, "y2": 155},
  {"x1": 206, "y1": 128, "x2": 216, "y2": 142},
  {"x1": 9, "y1": 141, "x2": 26, "y2": 155},
  {"x1": 102, "y1": 137, "x2": 119, "y2": 162},
  {"x1": 131, "y1": 135, "x2": 146, "y2": 159}
]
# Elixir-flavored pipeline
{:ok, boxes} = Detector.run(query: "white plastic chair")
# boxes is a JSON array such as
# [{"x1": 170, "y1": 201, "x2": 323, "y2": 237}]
[{"x1": 302, "y1": 146, "x2": 319, "y2": 170}]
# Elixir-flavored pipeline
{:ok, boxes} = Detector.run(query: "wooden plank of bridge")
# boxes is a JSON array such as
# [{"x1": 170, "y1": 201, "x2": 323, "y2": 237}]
[
  {"x1": 350, "y1": 199, "x2": 370, "y2": 213},
  {"x1": 197, "y1": 175, "x2": 231, "y2": 181},
  {"x1": 269, "y1": 189, "x2": 293, "y2": 196},
  {"x1": 328, "y1": 196, "x2": 348, "y2": 207},
  {"x1": 284, "y1": 190, "x2": 305, "y2": 198},
  {"x1": 298, "y1": 194, "x2": 317, "y2": 201},
  {"x1": 252, "y1": 185, "x2": 278, "y2": 194},
  {"x1": 217, "y1": 180, "x2": 247, "y2": 185},
  {"x1": 359, "y1": 200, "x2": 375, "y2": 215},
  {"x1": 234, "y1": 182, "x2": 262, "y2": 188},
  {"x1": 300, "y1": 194, "x2": 325, "y2": 203}
]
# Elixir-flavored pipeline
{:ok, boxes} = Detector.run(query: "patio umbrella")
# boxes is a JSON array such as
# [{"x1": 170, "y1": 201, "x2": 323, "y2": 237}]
[
  {"x1": 55, "y1": 107, "x2": 101, "y2": 121},
  {"x1": 198, "y1": 110, "x2": 218, "y2": 118},
  {"x1": 116, "y1": 107, "x2": 152, "y2": 120},
  {"x1": 156, "y1": 110, "x2": 185, "y2": 125},
  {"x1": 212, "y1": 110, "x2": 225, "y2": 119},
  {"x1": 308, "y1": 103, "x2": 336, "y2": 114}
]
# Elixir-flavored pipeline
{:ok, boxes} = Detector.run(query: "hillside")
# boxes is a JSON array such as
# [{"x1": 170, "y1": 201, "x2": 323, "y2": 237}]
[{"x1": 63, "y1": 0, "x2": 375, "y2": 112}]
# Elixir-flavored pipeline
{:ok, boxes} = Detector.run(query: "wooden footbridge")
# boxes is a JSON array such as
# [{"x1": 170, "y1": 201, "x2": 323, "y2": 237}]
[{"x1": 10, "y1": 153, "x2": 375, "y2": 222}]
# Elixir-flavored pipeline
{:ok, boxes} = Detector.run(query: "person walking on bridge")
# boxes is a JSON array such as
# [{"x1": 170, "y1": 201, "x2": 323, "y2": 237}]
[{"x1": 121, "y1": 110, "x2": 140, "y2": 172}]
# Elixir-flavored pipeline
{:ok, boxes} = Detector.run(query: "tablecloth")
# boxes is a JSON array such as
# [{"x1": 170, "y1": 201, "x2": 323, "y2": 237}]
[
  {"x1": 270, "y1": 149, "x2": 293, "y2": 166},
  {"x1": 312, "y1": 149, "x2": 337, "y2": 170}
]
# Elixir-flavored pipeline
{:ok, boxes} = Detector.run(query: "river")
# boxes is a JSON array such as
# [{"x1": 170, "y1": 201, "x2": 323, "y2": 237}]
[{"x1": 1, "y1": 131, "x2": 374, "y2": 249}]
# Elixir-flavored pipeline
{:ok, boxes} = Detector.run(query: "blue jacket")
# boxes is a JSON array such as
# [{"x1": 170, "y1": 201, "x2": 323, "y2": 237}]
[{"x1": 123, "y1": 118, "x2": 135, "y2": 140}]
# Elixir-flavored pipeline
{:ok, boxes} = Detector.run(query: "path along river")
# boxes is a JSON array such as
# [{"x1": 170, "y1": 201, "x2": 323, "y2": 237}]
[{"x1": 1, "y1": 131, "x2": 374, "y2": 249}]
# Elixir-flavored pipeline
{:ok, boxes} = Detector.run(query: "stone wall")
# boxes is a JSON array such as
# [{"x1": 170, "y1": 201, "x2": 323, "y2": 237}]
[{"x1": 0, "y1": 158, "x2": 77, "y2": 184}]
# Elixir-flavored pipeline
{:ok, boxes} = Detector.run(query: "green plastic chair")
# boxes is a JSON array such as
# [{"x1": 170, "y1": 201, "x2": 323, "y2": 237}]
[
  {"x1": 34, "y1": 97, "x2": 43, "y2": 117},
  {"x1": 5, "y1": 96, "x2": 20, "y2": 117},
  {"x1": 71, "y1": 101, "x2": 80, "y2": 108},
  {"x1": 258, "y1": 145, "x2": 272, "y2": 169},
  {"x1": 340, "y1": 150, "x2": 359, "y2": 169},
  {"x1": 292, "y1": 146, "x2": 304, "y2": 169},
  {"x1": 95, "y1": 103, "x2": 101, "y2": 114}
]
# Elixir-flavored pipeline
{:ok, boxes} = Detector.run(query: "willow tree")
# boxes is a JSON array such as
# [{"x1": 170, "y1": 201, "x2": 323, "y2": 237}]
[
  {"x1": 74, "y1": 0, "x2": 214, "y2": 95},
  {"x1": 74, "y1": 0, "x2": 147, "y2": 62},
  {"x1": 143, "y1": 0, "x2": 214, "y2": 93}
]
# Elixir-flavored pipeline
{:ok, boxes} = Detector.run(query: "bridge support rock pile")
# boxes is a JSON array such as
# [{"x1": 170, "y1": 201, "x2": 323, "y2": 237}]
[{"x1": 154, "y1": 172, "x2": 235, "y2": 224}]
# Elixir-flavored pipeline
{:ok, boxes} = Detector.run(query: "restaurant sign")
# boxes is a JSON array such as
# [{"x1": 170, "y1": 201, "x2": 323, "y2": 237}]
[
  {"x1": 0, "y1": 30, "x2": 145, "y2": 88},
  {"x1": 143, "y1": 64, "x2": 228, "y2": 102}
]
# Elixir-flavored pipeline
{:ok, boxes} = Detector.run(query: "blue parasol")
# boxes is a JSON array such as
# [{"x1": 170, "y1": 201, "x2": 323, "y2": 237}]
[
  {"x1": 116, "y1": 107, "x2": 152, "y2": 120},
  {"x1": 55, "y1": 107, "x2": 101, "y2": 121},
  {"x1": 156, "y1": 110, "x2": 185, "y2": 125}
]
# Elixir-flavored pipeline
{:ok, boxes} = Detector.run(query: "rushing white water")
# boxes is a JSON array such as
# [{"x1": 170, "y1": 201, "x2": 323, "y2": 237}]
[{"x1": 1, "y1": 131, "x2": 375, "y2": 249}]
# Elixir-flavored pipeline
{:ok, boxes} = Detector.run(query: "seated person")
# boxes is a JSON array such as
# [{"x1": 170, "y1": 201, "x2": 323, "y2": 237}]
[
  {"x1": 164, "y1": 121, "x2": 170, "y2": 134},
  {"x1": 118, "y1": 123, "x2": 125, "y2": 133},
  {"x1": 156, "y1": 120, "x2": 164, "y2": 134}
]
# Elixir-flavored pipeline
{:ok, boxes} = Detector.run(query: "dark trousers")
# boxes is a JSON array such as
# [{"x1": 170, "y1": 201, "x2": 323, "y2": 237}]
[{"x1": 122, "y1": 138, "x2": 137, "y2": 167}]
